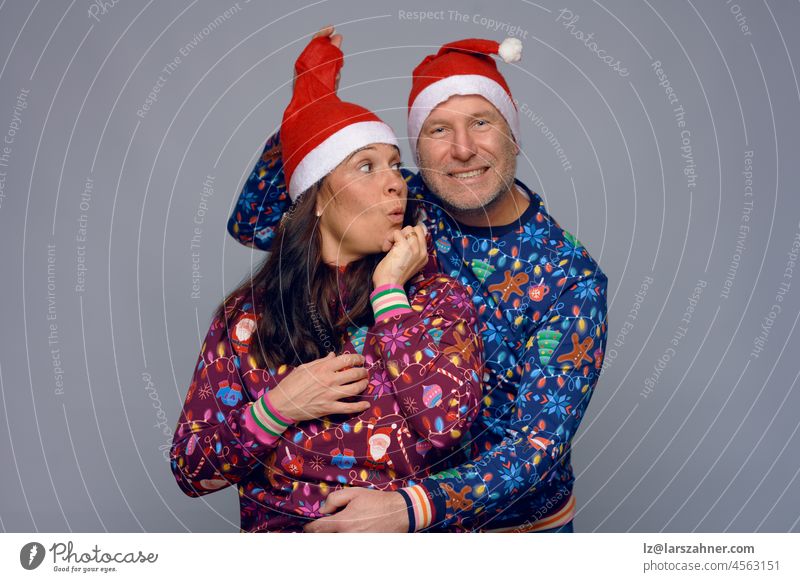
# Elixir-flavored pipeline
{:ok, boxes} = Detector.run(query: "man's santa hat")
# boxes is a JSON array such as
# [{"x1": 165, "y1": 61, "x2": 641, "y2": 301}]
[
  {"x1": 407, "y1": 37, "x2": 523, "y2": 158},
  {"x1": 282, "y1": 36, "x2": 398, "y2": 200}
]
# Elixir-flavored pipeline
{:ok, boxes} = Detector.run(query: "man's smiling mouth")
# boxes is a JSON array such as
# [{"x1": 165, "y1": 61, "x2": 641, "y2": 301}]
[{"x1": 448, "y1": 167, "x2": 489, "y2": 180}]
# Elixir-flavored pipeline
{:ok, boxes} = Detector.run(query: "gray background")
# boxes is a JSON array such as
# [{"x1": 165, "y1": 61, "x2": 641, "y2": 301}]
[{"x1": 0, "y1": 0, "x2": 798, "y2": 533}]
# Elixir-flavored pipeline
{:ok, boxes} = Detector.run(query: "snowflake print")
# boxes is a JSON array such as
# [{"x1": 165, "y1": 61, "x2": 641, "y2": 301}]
[
  {"x1": 482, "y1": 321, "x2": 510, "y2": 346},
  {"x1": 542, "y1": 389, "x2": 570, "y2": 419},
  {"x1": 556, "y1": 238, "x2": 584, "y2": 260},
  {"x1": 574, "y1": 279, "x2": 599, "y2": 300},
  {"x1": 520, "y1": 224, "x2": 547, "y2": 247},
  {"x1": 309, "y1": 455, "x2": 325, "y2": 471},
  {"x1": 371, "y1": 369, "x2": 393, "y2": 400},
  {"x1": 295, "y1": 499, "x2": 322, "y2": 517},
  {"x1": 380, "y1": 324, "x2": 411, "y2": 355},
  {"x1": 197, "y1": 384, "x2": 212, "y2": 400},
  {"x1": 403, "y1": 396, "x2": 419, "y2": 414},
  {"x1": 238, "y1": 189, "x2": 259, "y2": 208},
  {"x1": 499, "y1": 461, "x2": 525, "y2": 493},
  {"x1": 446, "y1": 289, "x2": 471, "y2": 310}
]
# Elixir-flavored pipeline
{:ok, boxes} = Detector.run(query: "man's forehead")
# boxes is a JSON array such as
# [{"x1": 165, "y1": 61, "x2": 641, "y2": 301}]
[{"x1": 423, "y1": 94, "x2": 503, "y2": 123}]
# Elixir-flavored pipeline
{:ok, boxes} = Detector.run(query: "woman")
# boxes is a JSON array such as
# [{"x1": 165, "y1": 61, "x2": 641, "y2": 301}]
[{"x1": 169, "y1": 35, "x2": 484, "y2": 532}]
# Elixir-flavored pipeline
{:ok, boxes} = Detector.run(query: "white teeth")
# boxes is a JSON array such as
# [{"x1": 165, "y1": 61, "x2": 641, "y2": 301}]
[{"x1": 451, "y1": 168, "x2": 486, "y2": 179}]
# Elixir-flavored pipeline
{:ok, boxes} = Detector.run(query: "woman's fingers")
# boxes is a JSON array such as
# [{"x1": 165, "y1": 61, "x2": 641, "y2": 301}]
[
  {"x1": 395, "y1": 226, "x2": 416, "y2": 254},
  {"x1": 393, "y1": 227, "x2": 408, "y2": 246},
  {"x1": 396, "y1": 224, "x2": 426, "y2": 274},
  {"x1": 381, "y1": 232, "x2": 395, "y2": 253},
  {"x1": 414, "y1": 224, "x2": 428, "y2": 267},
  {"x1": 400, "y1": 224, "x2": 426, "y2": 255}
]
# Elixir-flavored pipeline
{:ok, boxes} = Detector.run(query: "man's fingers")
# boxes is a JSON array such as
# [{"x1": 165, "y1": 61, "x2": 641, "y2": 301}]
[
  {"x1": 303, "y1": 516, "x2": 339, "y2": 533},
  {"x1": 321, "y1": 488, "x2": 359, "y2": 513},
  {"x1": 310, "y1": 351, "x2": 335, "y2": 366},
  {"x1": 327, "y1": 352, "x2": 366, "y2": 372},
  {"x1": 313, "y1": 25, "x2": 335, "y2": 39},
  {"x1": 312, "y1": 26, "x2": 341, "y2": 50},
  {"x1": 333, "y1": 366, "x2": 368, "y2": 385},
  {"x1": 340, "y1": 378, "x2": 369, "y2": 397},
  {"x1": 330, "y1": 400, "x2": 371, "y2": 415}
]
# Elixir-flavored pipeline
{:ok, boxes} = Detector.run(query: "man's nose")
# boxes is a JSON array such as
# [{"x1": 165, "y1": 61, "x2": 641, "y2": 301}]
[{"x1": 450, "y1": 128, "x2": 476, "y2": 162}]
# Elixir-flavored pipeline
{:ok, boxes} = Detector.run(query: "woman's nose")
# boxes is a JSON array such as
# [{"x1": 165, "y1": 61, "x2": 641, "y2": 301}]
[{"x1": 384, "y1": 170, "x2": 405, "y2": 197}]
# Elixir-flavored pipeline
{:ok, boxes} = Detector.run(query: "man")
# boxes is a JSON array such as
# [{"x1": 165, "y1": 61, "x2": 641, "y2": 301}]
[{"x1": 227, "y1": 27, "x2": 608, "y2": 532}]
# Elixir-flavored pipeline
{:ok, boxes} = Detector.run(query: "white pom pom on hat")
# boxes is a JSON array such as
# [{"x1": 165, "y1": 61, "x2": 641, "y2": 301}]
[{"x1": 498, "y1": 37, "x2": 523, "y2": 63}]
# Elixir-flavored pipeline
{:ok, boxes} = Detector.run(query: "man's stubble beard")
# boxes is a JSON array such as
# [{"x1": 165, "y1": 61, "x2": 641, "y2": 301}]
[{"x1": 416, "y1": 139, "x2": 518, "y2": 222}]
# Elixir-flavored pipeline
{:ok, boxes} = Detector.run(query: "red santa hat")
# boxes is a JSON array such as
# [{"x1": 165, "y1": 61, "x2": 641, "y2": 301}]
[
  {"x1": 282, "y1": 36, "x2": 398, "y2": 200},
  {"x1": 407, "y1": 37, "x2": 522, "y2": 158}
]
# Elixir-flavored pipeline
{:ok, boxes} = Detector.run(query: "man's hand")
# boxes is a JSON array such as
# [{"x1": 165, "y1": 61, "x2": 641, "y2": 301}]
[
  {"x1": 313, "y1": 24, "x2": 343, "y2": 51},
  {"x1": 293, "y1": 25, "x2": 342, "y2": 92},
  {"x1": 303, "y1": 488, "x2": 409, "y2": 533}
]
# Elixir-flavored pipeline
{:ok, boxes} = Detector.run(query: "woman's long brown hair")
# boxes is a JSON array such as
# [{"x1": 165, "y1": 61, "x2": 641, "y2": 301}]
[{"x1": 213, "y1": 178, "x2": 416, "y2": 370}]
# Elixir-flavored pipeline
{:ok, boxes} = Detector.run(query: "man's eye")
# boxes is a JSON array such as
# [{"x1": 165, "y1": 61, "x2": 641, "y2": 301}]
[
  {"x1": 359, "y1": 163, "x2": 372, "y2": 173},
  {"x1": 432, "y1": 127, "x2": 445, "y2": 134},
  {"x1": 475, "y1": 119, "x2": 488, "y2": 127}
]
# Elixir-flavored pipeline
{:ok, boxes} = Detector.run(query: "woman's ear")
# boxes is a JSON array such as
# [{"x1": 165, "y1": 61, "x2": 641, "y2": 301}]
[
  {"x1": 315, "y1": 187, "x2": 328, "y2": 218},
  {"x1": 313, "y1": 182, "x2": 325, "y2": 218},
  {"x1": 315, "y1": 176, "x2": 336, "y2": 217}
]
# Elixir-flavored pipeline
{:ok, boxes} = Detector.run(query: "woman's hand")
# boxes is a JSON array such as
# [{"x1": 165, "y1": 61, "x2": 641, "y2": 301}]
[
  {"x1": 373, "y1": 224, "x2": 428, "y2": 288},
  {"x1": 267, "y1": 352, "x2": 370, "y2": 422}
]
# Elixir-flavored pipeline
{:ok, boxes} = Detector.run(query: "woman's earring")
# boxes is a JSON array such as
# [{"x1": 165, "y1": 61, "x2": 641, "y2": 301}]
[{"x1": 316, "y1": 209, "x2": 322, "y2": 217}]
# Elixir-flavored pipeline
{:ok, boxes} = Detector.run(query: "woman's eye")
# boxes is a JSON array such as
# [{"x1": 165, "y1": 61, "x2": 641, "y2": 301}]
[
  {"x1": 359, "y1": 163, "x2": 372, "y2": 173},
  {"x1": 391, "y1": 162, "x2": 403, "y2": 171}
]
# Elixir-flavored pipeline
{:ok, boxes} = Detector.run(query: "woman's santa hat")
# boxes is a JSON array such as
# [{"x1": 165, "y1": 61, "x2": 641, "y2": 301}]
[
  {"x1": 282, "y1": 36, "x2": 398, "y2": 200},
  {"x1": 407, "y1": 37, "x2": 522, "y2": 158}
]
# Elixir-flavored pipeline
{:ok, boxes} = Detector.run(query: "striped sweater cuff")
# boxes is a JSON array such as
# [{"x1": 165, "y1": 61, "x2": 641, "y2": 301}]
[
  {"x1": 396, "y1": 489, "x2": 416, "y2": 532},
  {"x1": 370, "y1": 284, "x2": 413, "y2": 322},
  {"x1": 247, "y1": 391, "x2": 294, "y2": 445},
  {"x1": 400, "y1": 484, "x2": 435, "y2": 531}
]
